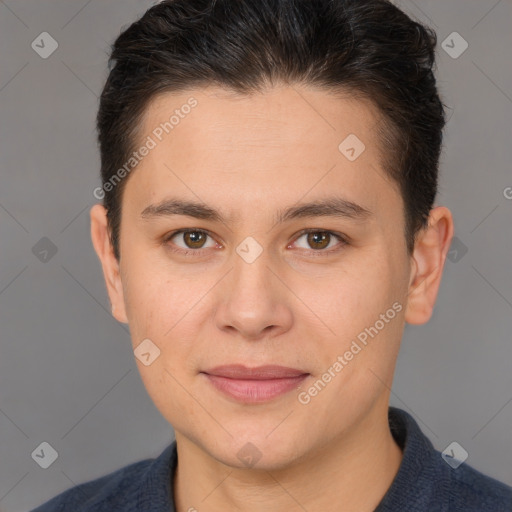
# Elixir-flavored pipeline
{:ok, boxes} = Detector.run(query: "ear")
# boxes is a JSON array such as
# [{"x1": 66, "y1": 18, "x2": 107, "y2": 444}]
[
  {"x1": 404, "y1": 206, "x2": 454, "y2": 325},
  {"x1": 90, "y1": 204, "x2": 128, "y2": 324}
]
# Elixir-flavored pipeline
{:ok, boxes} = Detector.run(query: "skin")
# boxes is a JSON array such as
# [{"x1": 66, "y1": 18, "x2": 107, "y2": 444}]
[{"x1": 90, "y1": 84, "x2": 454, "y2": 512}]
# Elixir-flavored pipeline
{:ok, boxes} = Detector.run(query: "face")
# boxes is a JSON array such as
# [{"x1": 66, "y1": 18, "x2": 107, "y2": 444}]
[{"x1": 91, "y1": 84, "x2": 452, "y2": 470}]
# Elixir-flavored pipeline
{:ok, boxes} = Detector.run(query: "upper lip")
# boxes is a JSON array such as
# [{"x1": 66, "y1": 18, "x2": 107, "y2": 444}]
[{"x1": 202, "y1": 364, "x2": 309, "y2": 380}]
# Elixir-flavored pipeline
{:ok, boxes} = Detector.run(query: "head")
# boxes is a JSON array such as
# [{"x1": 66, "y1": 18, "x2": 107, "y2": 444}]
[{"x1": 91, "y1": 0, "x2": 453, "y2": 470}]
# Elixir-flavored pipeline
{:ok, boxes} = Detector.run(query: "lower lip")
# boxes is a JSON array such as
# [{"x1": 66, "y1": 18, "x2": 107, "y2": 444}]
[{"x1": 203, "y1": 373, "x2": 309, "y2": 403}]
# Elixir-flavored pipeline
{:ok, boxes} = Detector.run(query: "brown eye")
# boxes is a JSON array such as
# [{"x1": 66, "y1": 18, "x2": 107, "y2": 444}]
[
  {"x1": 165, "y1": 229, "x2": 217, "y2": 253},
  {"x1": 182, "y1": 231, "x2": 207, "y2": 248},
  {"x1": 306, "y1": 231, "x2": 331, "y2": 250},
  {"x1": 292, "y1": 230, "x2": 348, "y2": 254}
]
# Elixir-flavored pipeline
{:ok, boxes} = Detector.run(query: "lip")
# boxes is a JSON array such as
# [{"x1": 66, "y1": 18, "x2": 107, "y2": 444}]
[
  {"x1": 203, "y1": 364, "x2": 308, "y2": 379},
  {"x1": 201, "y1": 365, "x2": 310, "y2": 403}
]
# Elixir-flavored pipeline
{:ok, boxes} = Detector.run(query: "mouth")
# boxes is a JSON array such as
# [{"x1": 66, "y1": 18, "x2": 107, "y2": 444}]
[{"x1": 200, "y1": 364, "x2": 310, "y2": 403}]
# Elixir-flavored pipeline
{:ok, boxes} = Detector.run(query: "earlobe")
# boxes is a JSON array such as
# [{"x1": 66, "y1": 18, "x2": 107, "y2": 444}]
[
  {"x1": 90, "y1": 204, "x2": 129, "y2": 324},
  {"x1": 404, "y1": 206, "x2": 454, "y2": 325}
]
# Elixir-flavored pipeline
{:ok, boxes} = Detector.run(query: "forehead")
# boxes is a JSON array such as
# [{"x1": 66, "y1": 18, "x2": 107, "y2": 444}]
[
  {"x1": 124, "y1": 84, "x2": 400, "y2": 224},
  {"x1": 141, "y1": 84, "x2": 382, "y2": 156}
]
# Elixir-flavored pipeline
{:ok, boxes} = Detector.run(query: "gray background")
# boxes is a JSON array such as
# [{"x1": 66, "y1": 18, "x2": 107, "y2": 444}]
[{"x1": 0, "y1": 0, "x2": 511, "y2": 510}]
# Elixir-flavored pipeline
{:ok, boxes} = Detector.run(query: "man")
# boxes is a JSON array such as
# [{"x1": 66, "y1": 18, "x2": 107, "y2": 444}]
[{"x1": 32, "y1": 0, "x2": 512, "y2": 510}]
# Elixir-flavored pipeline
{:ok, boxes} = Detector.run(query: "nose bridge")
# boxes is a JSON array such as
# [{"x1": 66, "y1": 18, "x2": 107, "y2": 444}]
[
  {"x1": 214, "y1": 237, "x2": 291, "y2": 338},
  {"x1": 230, "y1": 238, "x2": 274, "y2": 309}
]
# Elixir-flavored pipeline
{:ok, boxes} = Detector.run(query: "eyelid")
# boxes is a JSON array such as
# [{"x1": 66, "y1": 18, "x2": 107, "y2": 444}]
[
  {"x1": 289, "y1": 228, "x2": 349, "y2": 255},
  {"x1": 163, "y1": 228, "x2": 220, "y2": 251},
  {"x1": 163, "y1": 228, "x2": 349, "y2": 255}
]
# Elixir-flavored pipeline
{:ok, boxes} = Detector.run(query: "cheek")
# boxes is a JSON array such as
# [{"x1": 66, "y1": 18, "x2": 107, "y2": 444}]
[
  {"x1": 122, "y1": 268, "x2": 200, "y2": 421},
  {"x1": 306, "y1": 250, "x2": 404, "y2": 374},
  {"x1": 120, "y1": 247, "x2": 182, "y2": 333},
  {"x1": 123, "y1": 278, "x2": 162, "y2": 341},
  {"x1": 122, "y1": 262, "x2": 207, "y2": 373},
  {"x1": 315, "y1": 255, "x2": 394, "y2": 324}
]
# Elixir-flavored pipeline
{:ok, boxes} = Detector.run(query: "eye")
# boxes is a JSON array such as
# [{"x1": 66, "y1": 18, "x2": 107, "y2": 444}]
[
  {"x1": 163, "y1": 228, "x2": 348, "y2": 257},
  {"x1": 291, "y1": 229, "x2": 348, "y2": 254},
  {"x1": 164, "y1": 229, "x2": 219, "y2": 253}
]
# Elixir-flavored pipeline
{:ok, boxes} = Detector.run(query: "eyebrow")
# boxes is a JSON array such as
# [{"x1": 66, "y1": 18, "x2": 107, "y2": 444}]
[{"x1": 140, "y1": 196, "x2": 373, "y2": 225}]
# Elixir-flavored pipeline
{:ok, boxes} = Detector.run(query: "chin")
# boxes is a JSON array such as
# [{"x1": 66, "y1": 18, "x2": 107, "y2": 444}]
[{"x1": 205, "y1": 430, "x2": 308, "y2": 472}]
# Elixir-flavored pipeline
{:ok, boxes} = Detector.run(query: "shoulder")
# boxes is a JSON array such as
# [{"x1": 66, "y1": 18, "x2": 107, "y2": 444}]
[
  {"x1": 383, "y1": 408, "x2": 512, "y2": 512},
  {"x1": 445, "y1": 461, "x2": 512, "y2": 511},
  {"x1": 30, "y1": 458, "x2": 152, "y2": 512},
  {"x1": 30, "y1": 443, "x2": 176, "y2": 512}
]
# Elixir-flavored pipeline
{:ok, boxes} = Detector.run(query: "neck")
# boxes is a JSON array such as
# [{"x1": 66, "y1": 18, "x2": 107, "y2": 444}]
[{"x1": 173, "y1": 401, "x2": 402, "y2": 512}]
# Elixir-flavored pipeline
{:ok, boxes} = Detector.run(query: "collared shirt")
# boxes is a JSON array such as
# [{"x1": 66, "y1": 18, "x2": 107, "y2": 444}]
[{"x1": 31, "y1": 407, "x2": 512, "y2": 511}]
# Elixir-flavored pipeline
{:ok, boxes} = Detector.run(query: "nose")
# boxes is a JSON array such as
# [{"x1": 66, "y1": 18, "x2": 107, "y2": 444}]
[{"x1": 213, "y1": 246, "x2": 293, "y2": 341}]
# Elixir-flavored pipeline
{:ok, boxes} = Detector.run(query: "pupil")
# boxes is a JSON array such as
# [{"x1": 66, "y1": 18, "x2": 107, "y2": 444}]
[
  {"x1": 309, "y1": 232, "x2": 328, "y2": 249},
  {"x1": 186, "y1": 231, "x2": 204, "y2": 248}
]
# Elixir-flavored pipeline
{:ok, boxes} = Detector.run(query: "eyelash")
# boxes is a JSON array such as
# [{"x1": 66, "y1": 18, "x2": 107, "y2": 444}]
[{"x1": 162, "y1": 228, "x2": 349, "y2": 257}]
